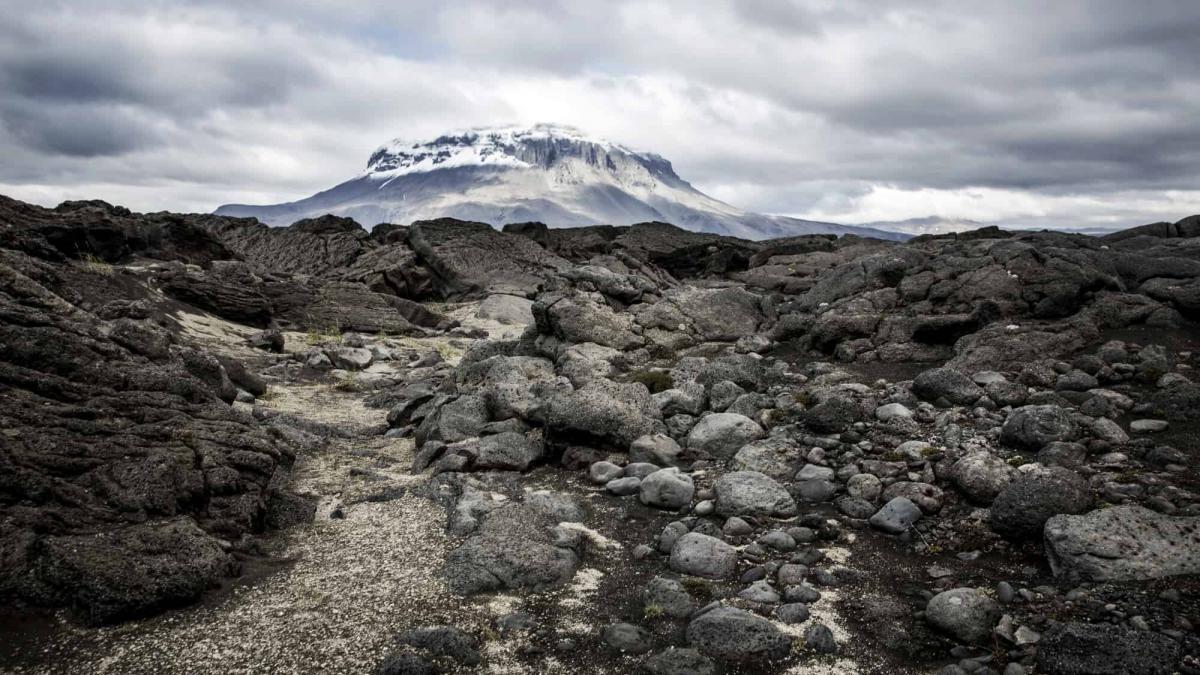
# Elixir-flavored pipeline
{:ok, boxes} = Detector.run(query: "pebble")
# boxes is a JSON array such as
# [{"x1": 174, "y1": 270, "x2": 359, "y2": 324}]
[
  {"x1": 606, "y1": 476, "x2": 642, "y2": 496},
  {"x1": 1130, "y1": 419, "x2": 1169, "y2": 433}
]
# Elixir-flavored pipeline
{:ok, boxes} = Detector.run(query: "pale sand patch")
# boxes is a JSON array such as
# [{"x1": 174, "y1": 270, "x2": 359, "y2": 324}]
[
  {"x1": 259, "y1": 382, "x2": 385, "y2": 428},
  {"x1": 777, "y1": 545, "x2": 863, "y2": 675},
  {"x1": 24, "y1": 495, "x2": 460, "y2": 675}
]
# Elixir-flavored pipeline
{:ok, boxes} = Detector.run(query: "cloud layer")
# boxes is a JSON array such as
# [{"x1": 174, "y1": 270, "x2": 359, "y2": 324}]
[{"x1": 1, "y1": 0, "x2": 1197, "y2": 228}]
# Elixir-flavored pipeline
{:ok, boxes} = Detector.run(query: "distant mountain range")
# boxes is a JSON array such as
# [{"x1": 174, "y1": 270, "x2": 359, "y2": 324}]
[
  {"x1": 853, "y1": 216, "x2": 986, "y2": 236},
  {"x1": 216, "y1": 124, "x2": 906, "y2": 240}
]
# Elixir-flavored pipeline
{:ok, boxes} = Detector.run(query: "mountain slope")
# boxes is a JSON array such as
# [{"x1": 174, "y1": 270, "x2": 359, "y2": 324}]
[{"x1": 216, "y1": 124, "x2": 905, "y2": 241}]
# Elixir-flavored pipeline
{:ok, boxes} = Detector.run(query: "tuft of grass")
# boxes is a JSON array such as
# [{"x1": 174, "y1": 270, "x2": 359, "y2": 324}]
[
  {"x1": 433, "y1": 341, "x2": 463, "y2": 362},
  {"x1": 680, "y1": 577, "x2": 714, "y2": 600},
  {"x1": 80, "y1": 252, "x2": 113, "y2": 276},
  {"x1": 304, "y1": 319, "x2": 343, "y2": 345},
  {"x1": 257, "y1": 387, "x2": 279, "y2": 401},
  {"x1": 643, "y1": 604, "x2": 665, "y2": 620},
  {"x1": 332, "y1": 373, "x2": 362, "y2": 392}
]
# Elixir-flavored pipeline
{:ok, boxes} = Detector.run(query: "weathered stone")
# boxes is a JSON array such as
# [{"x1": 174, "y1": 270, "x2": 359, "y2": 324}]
[
  {"x1": 925, "y1": 588, "x2": 1000, "y2": 644},
  {"x1": 1037, "y1": 622, "x2": 1180, "y2": 675},
  {"x1": 669, "y1": 533, "x2": 737, "y2": 579},
  {"x1": 714, "y1": 471, "x2": 797, "y2": 518},
  {"x1": 685, "y1": 413, "x2": 765, "y2": 460},
  {"x1": 1045, "y1": 506, "x2": 1200, "y2": 581},
  {"x1": 989, "y1": 466, "x2": 1091, "y2": 539},
  {"x1": 1000, "y1": 405, "x2": 1078, "y2": 450},
  {"x1": 869, "y1": 497, "x2": 922, "y2": 534},
  {"x1": 685, "y1": 606, "x2": 791, "y2": 662},
  {"x1": 913, "y1": 368, "x2": 984, "y2": 406},
  {"x1": 950, "y1": 452, "x2": 1018, "y2": 503},
  {"x1": 640, "y1": 468, "x2": 695, "y2": 510}
]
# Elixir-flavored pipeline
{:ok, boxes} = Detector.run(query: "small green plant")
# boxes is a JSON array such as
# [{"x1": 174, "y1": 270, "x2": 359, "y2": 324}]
[
  {"x1": 628, "y1": 368, "x2": 673, "y2": 393},
  {"x1": 921, "y1": 445, "x2": 940, "y2": 458},
  {"x1": 304, "y1": 319, "x2": 343, "y2": 345},
  {"x1": 257, "y1": 387, "x2": 279, "y2": 401},
  {"x1": 479, "y1": 626, "x2": 500, "y2": 643},
  {"x1": 680, "y1": 577, "x2": 714, "y2": 600},
  {"x1": 433, "y1": 341, "x2": 463, "y2": 362},
  {"x1": 643, "y1": 603, "x2": 665, "y2": 619},
  {"x1": 332, "y1": 373, "x2": 361, "y2": 392},
  {"x1": 80, "y1": 252, "x2": 113, "y2": 276}
]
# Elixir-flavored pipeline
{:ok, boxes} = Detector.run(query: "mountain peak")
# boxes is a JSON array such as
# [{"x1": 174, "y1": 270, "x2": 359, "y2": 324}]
[{"x1": 365, "y1": 123, "x2": 661, "y2": 178}]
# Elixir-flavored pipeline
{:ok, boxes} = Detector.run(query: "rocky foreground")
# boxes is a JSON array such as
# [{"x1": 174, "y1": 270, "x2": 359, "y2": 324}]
[{"x1": 1, "y1": 196, "x2": 1199, "y2": 674}]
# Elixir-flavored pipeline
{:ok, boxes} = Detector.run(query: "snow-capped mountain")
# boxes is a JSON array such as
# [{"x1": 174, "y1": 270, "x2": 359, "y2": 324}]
[{"x1": 215, "y1": 124, "x2": 905, "y2": 240}]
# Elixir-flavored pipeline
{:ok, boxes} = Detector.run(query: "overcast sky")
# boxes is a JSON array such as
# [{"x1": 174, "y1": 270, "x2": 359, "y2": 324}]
[{"x1": 1, "y1": 0, "x2": 1197, "y2": 229}]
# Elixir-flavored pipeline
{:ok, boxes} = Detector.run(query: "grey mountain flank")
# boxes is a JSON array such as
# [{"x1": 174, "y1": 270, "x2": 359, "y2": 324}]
[{"x1": 2, "y1": 193, "x2": 1200, "y2": 674}]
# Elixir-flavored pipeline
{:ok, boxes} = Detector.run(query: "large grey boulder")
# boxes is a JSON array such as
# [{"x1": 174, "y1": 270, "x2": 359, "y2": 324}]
[
  {"x1": 685, "y1": 606, "x2": 792, "y2": 662},
  {"x1": 801, "y1": 396, "x2": 866, "y2": 433},
  {"x1": 480, "y1": 356, "x2": 559, "y2": 421},
  {"x1": 476, "y1": 293, "x2": 534, "y2": 325},
  {"x1": 989, "y1": 466, "x2": 1092, "y2": 539},
  {"x1": 730, "y1": 437, "x2": 802, "y2": 482},
  {"x1": 1036, "y1": 622, "x2": 1180, "y2": 675},
  {"x1": 547, "y1": 378, "x2": 664, "y2": 447},
  {"x1": 407, "y1": 218, "x2": 569, "y2": 297},
  {"x1": 468, "y1": 432, "x2": 543, "y2": 471},
  {"x1": 714, "y1": 471, "x2": 797, "y2": 518},
  {"x1": 421, "y1": 394, "x2": 490, "y2": 444},
  {"x1": 653, "y1": 385, "x2": 707, "y2": 417},
  {"x1": 696, "y1": 354, "x2": 765, "y2": 391},
  {"x1": 601, "y1": 622, "x2": 654, "y2": 654},
  {"x1": 1045, "y1": 506, "x2": 1200, "y2": 581},
  {"x1": 669, "y1": 533, "x2": 737, "y2": 579},
  {"x1": 35, "y1": 518, "x2": 236, "y2": 625},
  {"x1": 328, "y1": 346, "x2": 374, "y2": 371},
  {"x1": 630, "y1": 434, "x2": 685, "y2": 467},
  {"x1": 685, "y1": 413, "x2": 765, "y2": 460},
  {"x1": 538, "y1": 292, "x2": 644, "y2": 351},
  {"x1": 444, "y1": 504, "x2": 580, "y2": 595},
  {"x1": 673, "y1": 287, "x2": 766, "y2": 342},
  {"x1": 949, "y1": 451, "x2": 1018, "y2": 504},
  {"x1": 640, "y1": 468, "x2": 695, "y2": 510},
  {"x1": 912, "y1": 367, "x2": 984, "y2": 406},
  {"x1": 1000, "y1": 405, "x2": 1078, "y2": 450},
  {"x1": 557, "y1": 342, "x2": 620, "y2": 387},
  {"x1": 643, "y1": 576, "x2": 695, "y2": 619},
  {"x1": 925, "y1": 588, "x2": 1000, "y2": 644}
]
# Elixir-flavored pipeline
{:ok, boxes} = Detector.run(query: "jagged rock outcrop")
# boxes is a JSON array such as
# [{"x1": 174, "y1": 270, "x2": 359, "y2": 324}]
[{"x1": 0, "y1": 245, "x2": 305, "y2": 623}]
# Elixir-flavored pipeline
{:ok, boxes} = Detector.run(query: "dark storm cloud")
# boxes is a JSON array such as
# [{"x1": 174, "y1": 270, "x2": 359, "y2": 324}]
[
  {"x1": 2, "y1": 103, "x2": 159, "y2": 157},
  {"x1": 0, "y1": 0, "x2": 1196, "y2": 225}
]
